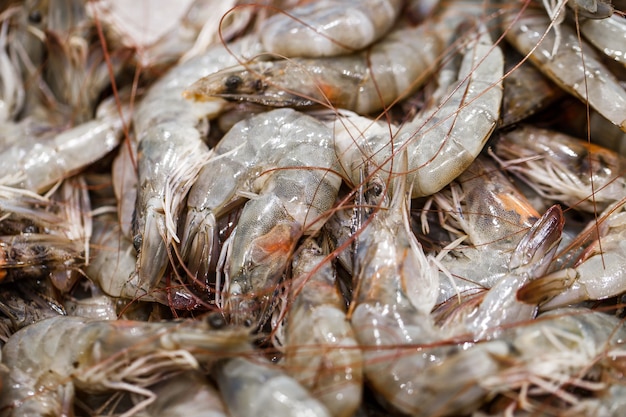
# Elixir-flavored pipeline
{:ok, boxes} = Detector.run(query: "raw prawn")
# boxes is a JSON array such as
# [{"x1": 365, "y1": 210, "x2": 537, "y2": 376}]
[
  {"x1": 182, "y1": 109, "x2": 342, "y2": 326},
  {"x1": 328, "y1": 19, "x2": 503, "y2": 198},
  {"x1": 131, "y1": 35, "x2": 264, "y2": 295},
  {"x1": 0, "y1": 315, "x2": 251, "y2": 417},
  {"x1": 349, "y1": 167, "x2": 510, "y2": 416},
  {"x1": 0, "y1": 96, "x2": 128, "y2": 193},
  {"x1": 185, "y1": 16, "x2": 448, "y2": 115}
]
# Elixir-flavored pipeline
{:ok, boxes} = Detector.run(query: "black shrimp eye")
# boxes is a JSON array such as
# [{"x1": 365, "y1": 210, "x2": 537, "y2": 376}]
[
  {"x1": 206, "y1": 312, "x2": 227, "y2": 329},
  {"x1": 224, "y1": 75, "x2": 243, "y2": 91},
  {"x1": 132, "y1": 234, "x2": 142, "y2": 252},
  {"x1": 28, "y1": 10, "x2": 43, "y2": 24}
]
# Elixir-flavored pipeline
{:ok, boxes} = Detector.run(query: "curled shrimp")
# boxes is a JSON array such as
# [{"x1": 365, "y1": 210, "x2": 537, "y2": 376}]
[
  {"x1": 0, "y1": 315, "x2": 251, "y2": 416},
  {"x1": 329, "y1": 19, "x2": 503, "y2": 197}
]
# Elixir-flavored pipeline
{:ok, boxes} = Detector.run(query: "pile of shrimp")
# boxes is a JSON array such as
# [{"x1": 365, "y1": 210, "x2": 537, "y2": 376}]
[{"x1": 1, "y1": 0, "x2": 626, "y2": 415}]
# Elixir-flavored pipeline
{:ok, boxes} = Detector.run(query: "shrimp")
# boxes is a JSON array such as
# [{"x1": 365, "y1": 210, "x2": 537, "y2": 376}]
[
  {"x1": 42, "y1": 0, "x2": 130, "y2": 123},
  {"x1": 282, "y1": 239, "x2": 362, "y2": 417},
  {"x1": 503, "y1": 1, "x2": 626, "y2": 132},
  {"x1": 132, "y1": 118, "x2": 209, "y2": 294},
  {"x1": 259, "y1": 0, "x2": 405, "y2": 58},
  {"x1": 185, "y1": 16, "x2": 448, "y2": 115},
  {"x1": 0, "y1": 314, "x2": 252, "y2": 417},
  {"x1": 480, "y1": 308, "x2": 626, "y2": 415},
  {"x1": 448, "y1": 204, "x2": 564, "y2": 340},
  {"x1": 426, "y1": 156, "x2": 542, "y2": 303},
  {"x1": 0, "y1": 95, "x2": 128, "y2": 193},
  {"x1": 201, "y1": 109, "x2": 342, "y2": 326},
  {"x1": 131, "y1": 35, "x2": 264, "y2": 296},
  {"x1": 349, "y1": 167, "x2": 512, "y2": 415},
  {"x1": 179, "y1": 108, "x2": 341, "y2": 313},
  {"x1": 492, "y1": 125, "x2": 626, "y2": 213},
  {"x1": 518, "y1": 198, "x2": 626, "y2": 310},
  {"x1": 329, "y1": 19, "x2": 503, "y2": 197},
  {"x1": 215, "y1": 356, "x2": 332, "y2": 417}
]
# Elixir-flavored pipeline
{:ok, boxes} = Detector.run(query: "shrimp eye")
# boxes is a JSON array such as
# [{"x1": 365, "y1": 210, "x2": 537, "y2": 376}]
[
  {"x1": 206, "y1": 312, "x2": 227, "y2": 329},
  {"x1": 28, "y1": 10, "x2": 42, "y2": 24},
  {"x1": 224, "y1": 75, "x2": 243, "y2": 92},
  {"x1": 132, "y1": 234, "x2": 142, "y2": 252}
]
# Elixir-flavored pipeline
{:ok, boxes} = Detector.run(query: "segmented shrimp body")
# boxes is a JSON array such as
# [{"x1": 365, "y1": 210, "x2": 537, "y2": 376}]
[
  {"x1": 260, "y1": 0, "x2": 405, "y2": 58},
  {"x1": 350, "y1": 171, "x2": 511, "y2": 415},
  {"x1": 215, "y1": 356, "x2": 332, "y2": 417},
  {"x1": 504, "y1": 1, "x2": 626, "y2": 132},
  {"x1": 0, "y1": 97, "x2": 127, "y2": 193},
  {"x1": 283, "y1": 239, "x2": 362, "y2": 417}
]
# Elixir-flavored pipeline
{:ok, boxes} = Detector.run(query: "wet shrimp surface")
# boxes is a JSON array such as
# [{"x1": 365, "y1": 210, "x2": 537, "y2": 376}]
[{"x1": 1, "y1": 0, "x2": 626, "y2": 416}]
